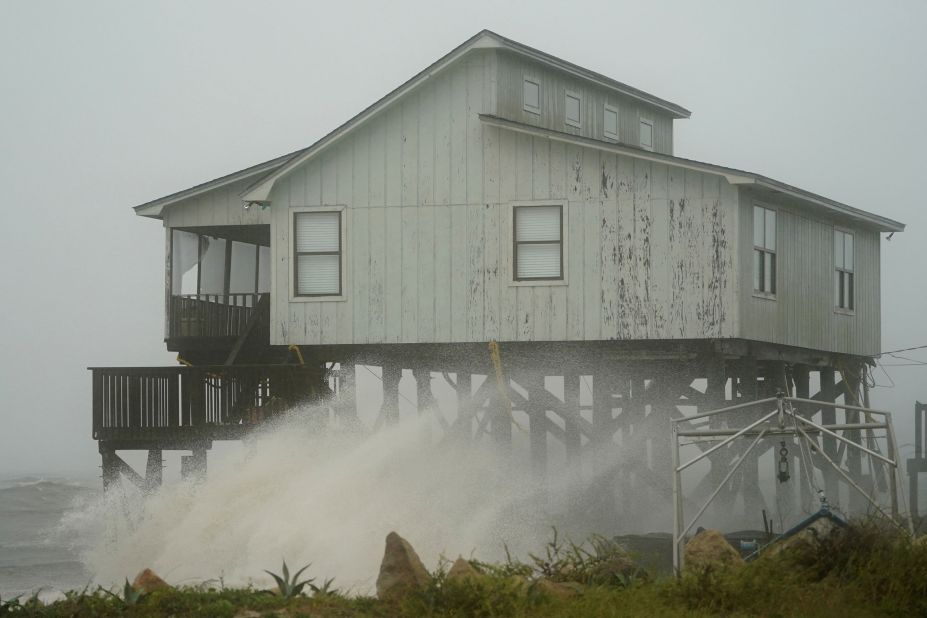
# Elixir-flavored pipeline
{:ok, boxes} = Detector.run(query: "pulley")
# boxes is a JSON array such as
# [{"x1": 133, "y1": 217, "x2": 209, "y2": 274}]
[{"x1": 777, "y1": 440, "x2": 790, "y2": 483}]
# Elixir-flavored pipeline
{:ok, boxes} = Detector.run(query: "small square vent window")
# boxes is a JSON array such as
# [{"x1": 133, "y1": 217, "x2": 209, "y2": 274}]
[
  {"x1": 604, "y1": 104, "x2": 619, "y2": 140},
  {"x1": 640, "y1": 117, "x2": 654, "y2": 150},
  {"x1": 523, "y1": 79, "x2": 540, "y2": 114},
  {"x1": 565, "y1": 92, "x2": 581, "y2": 128}
]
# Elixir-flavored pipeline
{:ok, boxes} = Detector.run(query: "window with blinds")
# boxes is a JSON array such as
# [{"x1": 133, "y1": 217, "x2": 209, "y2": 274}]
[
  {"x1": 835, "y1": 230, "x2": 854, "y2": 310},
  {"x1": 294, "y1": 211, "x2": 342, "y2": 296},
  {"x1": 753, "y1": 205, "x2": 776, "y2": 295},
  {"x1": 514, "y1": 205, "x2": 562, "y2": 280}
]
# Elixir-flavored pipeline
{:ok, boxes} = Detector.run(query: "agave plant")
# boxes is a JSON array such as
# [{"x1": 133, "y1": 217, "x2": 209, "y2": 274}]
[
  {"x1": 102, "y1": 580, "x2": 145, "y2": 607},
  {"x1": 309, "y1": 576, "x2": 338, "y2": 597},
  {"x1": 0, "y1": 593, "x2": 22, "y2": 615},
  {"x1": 264, "y1": 560, "x2": 314, "y2": 599}
]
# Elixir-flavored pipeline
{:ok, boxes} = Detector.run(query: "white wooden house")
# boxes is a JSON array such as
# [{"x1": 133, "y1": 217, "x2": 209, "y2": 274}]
[
  {"x1": 135, "y1": 29, "x2": 901, "y2": 360},
  {"x1": 96, "y1": 31, "x2": 904, "y2": 509}
]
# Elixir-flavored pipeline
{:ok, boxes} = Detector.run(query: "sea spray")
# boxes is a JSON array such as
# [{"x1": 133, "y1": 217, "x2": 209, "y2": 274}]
[{"x1": 63, "y1": 405, "x2": 576, "y2": 593}]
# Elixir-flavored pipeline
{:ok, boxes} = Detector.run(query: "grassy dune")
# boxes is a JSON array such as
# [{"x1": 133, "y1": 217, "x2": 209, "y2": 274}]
[{"x1": 5, "y1": 521, "x2": 926, "y2": 617}]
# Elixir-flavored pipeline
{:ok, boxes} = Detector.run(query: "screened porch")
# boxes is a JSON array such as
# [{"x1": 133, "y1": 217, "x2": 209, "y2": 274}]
[{"x1": 168, "y1": 225, "x2": 271, "y2": 342}]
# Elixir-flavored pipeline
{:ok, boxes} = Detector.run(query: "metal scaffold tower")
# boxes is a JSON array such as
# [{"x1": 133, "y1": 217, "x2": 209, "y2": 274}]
[{"x1": 671, "y1": 392, "x2": 913, "y2": 574}]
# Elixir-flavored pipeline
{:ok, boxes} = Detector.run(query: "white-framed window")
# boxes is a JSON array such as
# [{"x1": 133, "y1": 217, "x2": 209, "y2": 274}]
[
  {"x1": 523, "y1": 78, "x2": 540, "y2": 114},
  {"x1": 753, "y1": 205, "x2": 776, "y2": 296},
  {"x1": 565, "y1": 91, "x2": 581, "y2": 128},
  {"x1": 834, "y1": 230, "x2": 854, "y2": 311},
  {"x1": 603, "y1": 103, "x2": 619, "y2": 141},
  {"x1": 293, "y1": 210, "x2": 342, "y2": 297},
  {"x1": 514, "y1": 204, "x2": 563, "y2": 281},
  {"x1": 639, "y1": 116, "x2": 654, "y2": 150}
]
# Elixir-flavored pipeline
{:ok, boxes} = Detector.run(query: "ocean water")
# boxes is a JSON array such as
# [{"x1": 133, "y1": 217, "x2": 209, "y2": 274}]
[{"x1": 0, "y1": 477, "x2": 98, "y2": 600}]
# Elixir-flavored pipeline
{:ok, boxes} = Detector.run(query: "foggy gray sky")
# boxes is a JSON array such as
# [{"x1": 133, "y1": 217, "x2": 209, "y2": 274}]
[{"x1": 1, "y1": 0, "x2": 925, "y2": 478}]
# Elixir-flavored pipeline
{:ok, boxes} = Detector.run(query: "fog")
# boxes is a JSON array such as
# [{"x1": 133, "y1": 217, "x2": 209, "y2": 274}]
[{"x1": 1, "y1": 0, "x2": 925, "y2": 521}]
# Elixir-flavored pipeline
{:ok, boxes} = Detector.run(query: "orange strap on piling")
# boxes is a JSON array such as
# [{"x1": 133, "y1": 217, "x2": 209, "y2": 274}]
[{"x1": 488, "y1": 340, "x2": 526, "y2": 433}]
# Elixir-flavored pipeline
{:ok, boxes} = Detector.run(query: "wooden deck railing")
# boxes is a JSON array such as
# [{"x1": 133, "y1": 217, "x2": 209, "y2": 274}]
[
  {"x1": 90, "y1": 364, "x2": 322, "y2": 441},
  {"x1": 168, "y1": 293, "x2": 266, "y2": 339}
]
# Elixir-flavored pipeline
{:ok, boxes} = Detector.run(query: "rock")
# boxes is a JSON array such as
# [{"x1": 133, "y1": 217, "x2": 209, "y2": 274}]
[
  {"x1": 684, "y1": 529, "x2": 744, "y2": 572},
  {"x1": 376, "y1": 532, "x2": 431, "y2": 600},
  {"x1": 132, "y1": 568, "x2": 170, "y2": 593},
  {"x1": 765, "y1": 515, "x2": 842, "y2": 557},
  {"x1": 534, "y1": 579, "x2": 584, "y2": 599},
  {"x1": 446, "y1": 557, "x2": 482, "y2": 582}
]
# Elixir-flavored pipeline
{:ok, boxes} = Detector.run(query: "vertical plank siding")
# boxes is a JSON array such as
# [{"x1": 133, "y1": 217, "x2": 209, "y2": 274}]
[
  {"x1": 268, "y1": 47, "x2": 737, "y2": 346},
  {"x1": 737, "y1": 189, "x2": 880, "y2": 356}
]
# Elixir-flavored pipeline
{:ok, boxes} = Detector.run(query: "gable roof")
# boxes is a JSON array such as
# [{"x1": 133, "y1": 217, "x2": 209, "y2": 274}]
[
  {"x1": 133, "y1": 30, "x2": 904, "y2": 234},
  {"x1": 240, "y1": 30, "x2": 691, "y2": 203},
  {"x1": 479, "y1": 114, "x2": 905, "y2": 232},
  {"x1": 134, "y1": 29, "x2": 689, "y2": 216}
]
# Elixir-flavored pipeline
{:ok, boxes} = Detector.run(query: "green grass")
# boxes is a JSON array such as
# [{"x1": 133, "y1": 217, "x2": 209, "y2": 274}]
[{"x1": 8, "y1": 520, "x2": 927, "y2": 617}]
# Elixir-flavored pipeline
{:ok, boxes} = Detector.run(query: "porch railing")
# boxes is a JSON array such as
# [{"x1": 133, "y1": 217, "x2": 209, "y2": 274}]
[
  {"x1": 168, "y1": 293, "x2": 266, "y2": 339},
  {"x1": 90, "y1": 364, "x2": 321, "y2": 440}
]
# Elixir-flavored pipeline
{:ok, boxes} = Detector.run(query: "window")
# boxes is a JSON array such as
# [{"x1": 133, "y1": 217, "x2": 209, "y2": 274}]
[
  {"x1": 835, "y1": 230, "x2": 854, "y2": 310},
  {"x1": 523, "y1": 78, "x2": 540, "y2": 114},
  {"x1": 603, "y1": 103, "x2": 619, "y2": 140},
  {"x1": 565, "y1": 92, "x2": 581, "y2": 128},
  {"x1": 514, "y1": 205, "x2": 562, "y2": 280},
  {"x1": 294, "y1": 211, "x2": 342, "y2": 296},
  {"x1": 639, "y1": 117, "x2": 654, "y2": 150},
  {"x1": 753, "y1": 205, "x2": 776, "y2": 295}
]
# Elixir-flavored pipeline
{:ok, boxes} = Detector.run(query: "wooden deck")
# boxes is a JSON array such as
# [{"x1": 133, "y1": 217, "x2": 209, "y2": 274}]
[{"x1": 90, "y1": 364, "x2": 324, "y2": 446}]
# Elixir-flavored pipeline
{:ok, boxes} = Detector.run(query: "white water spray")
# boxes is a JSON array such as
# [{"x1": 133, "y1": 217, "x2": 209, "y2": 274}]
[{"x1": 62, "y1": 406, "x2": 575, "y2": 593}]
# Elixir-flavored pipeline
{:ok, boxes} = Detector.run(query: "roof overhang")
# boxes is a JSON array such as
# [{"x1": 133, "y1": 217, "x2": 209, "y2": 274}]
[
  {"x1": 133, "y1": 152, "x2": 295, "y2": 219},
  {"x1": 479, "y1": 114, "x2": 905, "y2": 233}
]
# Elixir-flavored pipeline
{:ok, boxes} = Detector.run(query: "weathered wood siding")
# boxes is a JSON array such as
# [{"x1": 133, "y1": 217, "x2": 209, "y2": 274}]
[
  {"x1": 494, "y1": 50, "x2": 675, "y2": 154},
  {"x1": 162, "y1": 176, "x2": 271, "y2": 228},
  {"x1": 269, "y1": 115, "x2": 738, "y2": 344},
  {"x1": 736, "y1": 188, "x2": 880, "y2": 356}
]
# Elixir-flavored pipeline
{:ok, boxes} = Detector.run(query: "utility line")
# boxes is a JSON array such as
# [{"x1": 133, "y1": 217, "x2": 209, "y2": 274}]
[
  {"x1": 880, "y1": 363, "x2": 927, "y2": 368},
  {"x1": 879, "y1": 343, "x2": 927, "y2": 355}
]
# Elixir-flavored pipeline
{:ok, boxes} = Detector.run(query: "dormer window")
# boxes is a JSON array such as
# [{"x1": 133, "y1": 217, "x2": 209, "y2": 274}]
[
  {"x1": 639, "y1": 116, "x2": 654, "y2": 150},
  {"x1": 523, "y1": 78, "x2": 540, "y2": 114},
  {"x1": 604, "y1": 103, "x2": 619, "y2": 140},
  {"x1": 565, "y1": 92, "x2": 581, "y2": 128}
]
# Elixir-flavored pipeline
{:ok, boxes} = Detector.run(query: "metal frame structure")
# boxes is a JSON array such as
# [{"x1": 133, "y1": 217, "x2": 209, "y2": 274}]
[{"x1": 671, "y1": 392, "x2": 912, "y2": 574}]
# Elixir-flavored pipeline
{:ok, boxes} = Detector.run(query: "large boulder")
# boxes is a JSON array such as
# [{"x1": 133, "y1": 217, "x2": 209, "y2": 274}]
[
  {"x1": 446, "y1": 557, "x2": 483, "y2": 582},
  {"x1": 684, "y1": 529, "x2": 744, "y2": 572},
  {"x1": 764, "y1": 515, "x2": 843, "y2": 557},
  {"x1": 132, "y1": 568, "x2": 170, "y2": 593},
  {"x1": 376, "y1": 532, "x2": 431, "y2": 600}
]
